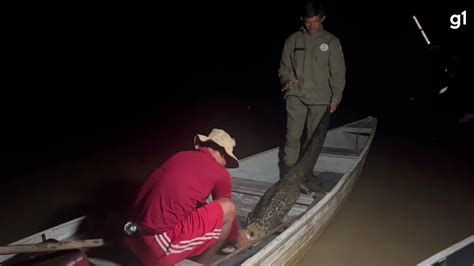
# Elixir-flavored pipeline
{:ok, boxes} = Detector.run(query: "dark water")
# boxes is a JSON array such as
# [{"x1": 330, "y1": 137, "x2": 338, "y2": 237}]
[{"x1": 1, "y1": 2, "x2": 472, "y2": 264}]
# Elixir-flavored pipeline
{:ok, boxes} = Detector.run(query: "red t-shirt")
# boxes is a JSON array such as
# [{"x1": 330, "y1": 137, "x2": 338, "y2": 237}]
[{"x1": 130, "y1": 148, "x2": 233, "y2": 233}]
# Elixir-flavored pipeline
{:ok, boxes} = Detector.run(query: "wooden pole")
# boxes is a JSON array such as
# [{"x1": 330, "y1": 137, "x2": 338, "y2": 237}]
[{"x1": 0, "y1": 239, "x2": 105, "y2": 255}]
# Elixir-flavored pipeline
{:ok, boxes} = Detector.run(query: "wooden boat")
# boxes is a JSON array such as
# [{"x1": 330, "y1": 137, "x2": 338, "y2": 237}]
[
  {"x1": 0, "y1": 115, "x2": 377, "y2": 265},
  {"x1": 416, "y1": 235, "x2": 473, "y2": 266}
]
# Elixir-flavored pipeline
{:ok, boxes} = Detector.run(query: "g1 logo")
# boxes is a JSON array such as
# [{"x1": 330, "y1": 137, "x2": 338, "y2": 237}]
[{"x1": 450, "y1": 10, "x2": 467, "y2": 29}]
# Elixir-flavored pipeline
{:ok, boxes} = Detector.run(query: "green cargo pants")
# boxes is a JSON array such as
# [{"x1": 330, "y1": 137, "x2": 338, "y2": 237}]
[{"x1": 283, "y1": 96, "x2": 328, "y2": 167}]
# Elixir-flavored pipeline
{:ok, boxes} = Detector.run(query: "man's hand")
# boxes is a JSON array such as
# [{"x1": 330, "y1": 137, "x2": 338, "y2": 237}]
[
  {"x1": 234, "y1": 229, "x2": 253, "y2": 249},
  {"x1": 329, "y1": 101, "x2": 338, "y2": 113},
  {"x1": 281, "y1": 80, "x2": 299, "y2": 92}
]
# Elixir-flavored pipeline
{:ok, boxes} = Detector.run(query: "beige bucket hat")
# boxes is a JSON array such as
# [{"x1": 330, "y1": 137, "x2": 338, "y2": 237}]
[{"x1": 194, "y1": 128, "x2": 239, "y2": 168}]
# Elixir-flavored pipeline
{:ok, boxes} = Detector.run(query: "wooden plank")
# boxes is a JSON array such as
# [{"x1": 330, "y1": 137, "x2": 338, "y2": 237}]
[
  {"x1": 0, "y1": 239, "x2": 104, "y2": 255},
  {"x1": 313, "y1": 155, "x2": 357, "y2": 174},
  {"x1": 233, "y1": 193, "x2": 309, "y2": 223},
  {"x1": 233, "y1": 171, "x2": 344, "y2": 207},
  {"x1": 342, "y1": 127, "x2": 373, "y2": 134},
  {"x1": 233, "y1": 178, "x2": 314, "y2": 206},
  {"x1": 233, "y1": 178, "x2": 274, "y2": 196},
  {"x1": 321, "y1": 146, "x2": 360, "y2": 157}
]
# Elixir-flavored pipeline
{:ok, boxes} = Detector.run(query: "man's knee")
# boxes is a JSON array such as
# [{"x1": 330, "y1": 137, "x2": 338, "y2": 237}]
[
  {"x1": 285, "y1": 134, "x2": 300, "y2": 148},
  {"x1": 216, "y1": 198, "x2": 236, "y2": 223},
  {"x1": 286, "y1": 117, "x2": 306, "y2": 143}
]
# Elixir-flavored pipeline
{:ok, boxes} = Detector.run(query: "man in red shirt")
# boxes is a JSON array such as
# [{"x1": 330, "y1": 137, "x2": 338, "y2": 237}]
[{"x1": 123, "y1": 129, "x2": 245, "y2": 265}]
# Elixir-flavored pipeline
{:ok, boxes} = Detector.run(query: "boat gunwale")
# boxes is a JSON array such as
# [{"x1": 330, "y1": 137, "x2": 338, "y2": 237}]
[
  {"x1": 0, "y1": 216, "x2": 88, "y2": 263},
  {"x1": 416, "y1": 235, "x2": 474, "y2": 266}
]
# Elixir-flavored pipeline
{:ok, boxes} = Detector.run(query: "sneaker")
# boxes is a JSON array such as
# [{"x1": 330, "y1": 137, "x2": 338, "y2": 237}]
[{"x1": 220, "y1": 245, "x2": 236, "y2": 254}]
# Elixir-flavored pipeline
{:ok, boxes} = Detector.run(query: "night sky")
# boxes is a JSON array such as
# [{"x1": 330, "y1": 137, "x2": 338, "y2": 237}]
[
  {"x1": 1, "y1": 0, "x2": 472, "y2": 245},
  {"x1": 2, "y1": 2, "x2": 472, "y2": 172}
]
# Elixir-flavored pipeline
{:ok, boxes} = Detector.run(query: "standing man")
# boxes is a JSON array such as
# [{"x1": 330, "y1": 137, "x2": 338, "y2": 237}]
[
  {"x1": 123, "y1": 129, "x2": 245, "y2": 265},
  {"x1": 279, "y1": 0, "x2": 346, "y2": 173}
]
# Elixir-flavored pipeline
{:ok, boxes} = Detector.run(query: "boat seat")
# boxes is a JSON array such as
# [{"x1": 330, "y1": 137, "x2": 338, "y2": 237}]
[
  {"x1": 321, "y1": 146, "x2": 361, "y2": 157},
  {"x1": 232, "y1": 177, "x2": 315, "y2": 206}
]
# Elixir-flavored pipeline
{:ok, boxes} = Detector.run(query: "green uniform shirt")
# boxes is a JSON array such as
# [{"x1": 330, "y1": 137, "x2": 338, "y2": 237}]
[{"x1": 278, "y1": 26, "x2": 346, "y2": 105}]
